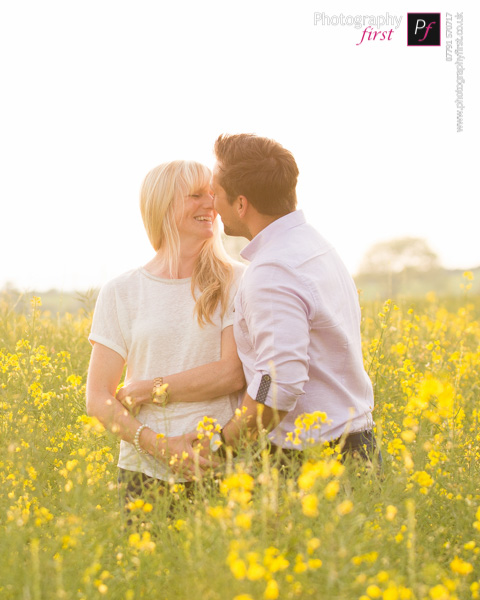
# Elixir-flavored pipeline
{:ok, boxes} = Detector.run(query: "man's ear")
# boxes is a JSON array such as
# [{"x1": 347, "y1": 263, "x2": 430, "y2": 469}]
[{"x1": 236, "y1": 195, "x2": 249, "y2": 219}]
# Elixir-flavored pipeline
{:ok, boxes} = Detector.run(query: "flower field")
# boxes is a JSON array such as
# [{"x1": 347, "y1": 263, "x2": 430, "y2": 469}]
[{"x1": 1, "y1": 278, "x2": 479, "y2": 600}]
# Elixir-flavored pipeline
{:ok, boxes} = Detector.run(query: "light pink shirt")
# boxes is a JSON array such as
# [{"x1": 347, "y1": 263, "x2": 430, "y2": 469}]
[{"x1": 234, "y1": 210, "x2": 374, "y2": 448}]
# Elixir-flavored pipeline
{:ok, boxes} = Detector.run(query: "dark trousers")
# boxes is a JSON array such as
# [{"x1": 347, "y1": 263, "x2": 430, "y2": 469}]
[
  {"x1": 117, "y1": 468, "x2": 196, "y2": 522},
  {"x1": 270, "y1": 429, "x2": 383, "y2": 469}
]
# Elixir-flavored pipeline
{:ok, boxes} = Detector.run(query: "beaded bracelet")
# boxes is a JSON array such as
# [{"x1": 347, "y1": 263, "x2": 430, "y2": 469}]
[{"x1": 134, "y1": 423, "x2": 149, "y2": 454}]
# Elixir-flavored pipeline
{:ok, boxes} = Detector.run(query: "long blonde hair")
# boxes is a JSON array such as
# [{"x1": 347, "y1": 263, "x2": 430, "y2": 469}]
[{"x1": 140, "y1": 161, "x2": 233, "y2": 326}]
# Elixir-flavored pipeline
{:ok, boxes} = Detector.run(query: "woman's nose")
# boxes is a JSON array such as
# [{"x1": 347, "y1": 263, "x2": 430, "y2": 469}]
[{"x1": 203, "y1": 192, "x2": 214, "y2": 207}]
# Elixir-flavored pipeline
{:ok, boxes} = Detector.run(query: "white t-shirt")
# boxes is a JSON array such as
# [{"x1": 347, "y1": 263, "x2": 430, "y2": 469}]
[{"x1": 89, "y1": 263, "x2": 245, "y2": 481}]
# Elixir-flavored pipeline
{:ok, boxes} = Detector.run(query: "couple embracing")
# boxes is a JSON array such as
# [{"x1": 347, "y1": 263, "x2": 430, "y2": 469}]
[{"x1": 86, "y1": 133, "x2": 379, "y2": 506}]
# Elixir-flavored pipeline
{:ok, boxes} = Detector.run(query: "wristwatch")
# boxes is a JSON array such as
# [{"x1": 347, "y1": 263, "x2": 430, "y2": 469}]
[{"x1": 152, "y1": 377, "x2": 169, "y2": 406}]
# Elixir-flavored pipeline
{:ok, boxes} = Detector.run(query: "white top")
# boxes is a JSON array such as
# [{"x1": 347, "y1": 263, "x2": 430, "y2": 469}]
[
  {"x1": 89, "y1": 263, "x2": 245, "y2": 481},
  {"x1": 235, "y1": 210, "x2": 374, "y2": 448}
]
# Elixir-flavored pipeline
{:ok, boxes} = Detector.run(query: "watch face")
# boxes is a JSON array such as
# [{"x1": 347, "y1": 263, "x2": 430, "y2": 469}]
[
  {"x1": 152, "y1": 382, "x2": 169, "y2": 406},
  {"x1": 152, "y1": 391, "x2": 169, "y2": 406}
]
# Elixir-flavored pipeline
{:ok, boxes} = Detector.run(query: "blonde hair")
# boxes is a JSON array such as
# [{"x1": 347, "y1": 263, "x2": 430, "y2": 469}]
[{"x1": 140, "y1": 161, "x2": 233, "y2": 326}]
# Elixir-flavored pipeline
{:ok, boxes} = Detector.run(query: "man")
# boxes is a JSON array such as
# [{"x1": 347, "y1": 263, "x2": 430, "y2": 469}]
[{"x1": 211, "y1": 133, "x2": 378, "y2": 461}]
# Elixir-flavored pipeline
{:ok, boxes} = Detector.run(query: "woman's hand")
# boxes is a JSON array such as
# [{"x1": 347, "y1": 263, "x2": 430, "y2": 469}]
[{"x1": 116, "y1": 380, "x2": 153, "y2": 416}]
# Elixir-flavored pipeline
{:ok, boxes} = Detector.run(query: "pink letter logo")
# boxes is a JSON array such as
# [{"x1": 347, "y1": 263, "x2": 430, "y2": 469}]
[{"x1": 407, "y1": 13, "x2": 441, "y2": 46}]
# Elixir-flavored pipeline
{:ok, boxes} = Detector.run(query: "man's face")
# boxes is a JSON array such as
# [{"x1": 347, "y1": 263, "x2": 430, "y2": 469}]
[{"x1": 211, "y1": 163, "x2": 244, "y2": 237}]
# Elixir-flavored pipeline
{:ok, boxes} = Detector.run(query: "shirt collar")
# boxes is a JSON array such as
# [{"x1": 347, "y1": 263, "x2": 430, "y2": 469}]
[{"x1": 240, "y1": 210, "x2": 306, "y2": 262}]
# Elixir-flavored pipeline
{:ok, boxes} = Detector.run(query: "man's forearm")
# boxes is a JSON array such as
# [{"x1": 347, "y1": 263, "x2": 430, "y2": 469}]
[{"x1": 221, "y1": 392, "x2": 287, "y2": 449}]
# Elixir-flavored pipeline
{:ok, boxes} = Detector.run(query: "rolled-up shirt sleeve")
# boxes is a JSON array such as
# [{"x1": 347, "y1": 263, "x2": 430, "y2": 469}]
[{"x1": 241, "y1": 261, "x2": 314, "y2": 412}]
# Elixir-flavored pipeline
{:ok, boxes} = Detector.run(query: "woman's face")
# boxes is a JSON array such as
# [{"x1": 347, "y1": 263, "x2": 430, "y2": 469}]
[{"x1": 175, "y1": 183, "x2": 217, "y2": 245}]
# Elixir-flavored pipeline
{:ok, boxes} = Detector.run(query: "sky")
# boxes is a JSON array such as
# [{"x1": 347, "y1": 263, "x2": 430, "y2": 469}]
[{"x1": 1, "y1": 1, "x2": 478, "y2": 292}]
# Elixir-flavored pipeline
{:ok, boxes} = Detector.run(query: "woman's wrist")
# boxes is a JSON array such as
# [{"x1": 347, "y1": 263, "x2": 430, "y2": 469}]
[
  {"x1": 134, "y1": 423, "x2": 149, "y2": 454},
  {"x1": 140, "y1": 426, "x2": 168, "y2": 458}
]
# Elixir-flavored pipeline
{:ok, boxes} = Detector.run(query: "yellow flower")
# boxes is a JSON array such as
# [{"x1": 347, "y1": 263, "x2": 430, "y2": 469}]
[
  {"x1": 128, "y1": 532, "x2": 155, "y2": 553},
  {"x1": 463, "y1": 270, "x2": 474, "y2": 281},
  {"x1": 308, "y1": 558, "x2": 322, "y2": 569},
  {"x1": 324, "y1": 480, "x2": 340, "y2": 500},
  {"x1": 174, "y1": 519, "x2": 186, "y2": 531},
  {"x1": 473, "y1": 507, "x2": 480, "y2": 531},
  {"x1": 233, "y1": 596, "x2": 254, "y2": 600},
  {"x1": 385, "y1": 505, "x2": 398, "y2": 521},
  {"x1": 471, "y1": 582, "x2": 479, "y2": 600},
  {"x1": 307, "y1": 538, "x2": 321, "y2": 554},
  {"x1": 301, "y1": 494, "x2": 318, "y2": 517},
  {"x1": 207, "y1": 505, "x2": 227, "y2": 519},
  {"x1": 298, "y1": 472, "x2": 316, "y2": 491},
  {"x1": 412, "y1": 471, "x2": 434, "y2": 488},
  {"x1": 230, "y1": 559, "x2": 247, "y2": 580},
  {"x1": 367, "y1": 585, "x2": 382, "y2": 598},
  {"x1": 383, "y1": 587, "x2": 399, "y2": 600},
  {"x1": 429, "y1": 584, "x2": 450, "y2": 600},
  {"x1": 235, "y1": 513, "x2": 252, "y2": 530},
  {"x1": 401, "y1": 430, "x2": 416, "y2": 443},
  {"x1": 336, "y1": 500, "x2": 353, "y2": 516},
  {"x1": 294, "y1": 555, "x2": 308, "y2": 574},
  {"x1": 450, "y1": 556, "x2": 473, "y2": 575},
  {"x1": 220, "y1": 472, "x2": 254, "y2": 495},
  {"x1": 264, "y1": 579, "x2": 279, "y2": 600},
  {"x1": 246, "y1": 563, "x2": 266, "y2": 581},
  {"x1": 263, "y1": 548, "x2": 289, "y2": 572}
]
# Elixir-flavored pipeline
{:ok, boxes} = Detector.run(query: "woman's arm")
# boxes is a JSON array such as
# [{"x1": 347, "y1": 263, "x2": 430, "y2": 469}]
[
  {"x1": 116, "y1": 325, "x2": 245, "y2": 408},
  {"x1": 86, "y1": 342, "x2": 214, "y2": 477},
  {"x1": 86, "y1": 342, "x2": 142, "y2": 441}
]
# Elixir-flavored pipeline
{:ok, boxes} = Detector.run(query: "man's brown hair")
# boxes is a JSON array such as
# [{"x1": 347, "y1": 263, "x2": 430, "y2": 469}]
[{"x1": 214, "y1": 134, "x2": 299, "y2": 216}]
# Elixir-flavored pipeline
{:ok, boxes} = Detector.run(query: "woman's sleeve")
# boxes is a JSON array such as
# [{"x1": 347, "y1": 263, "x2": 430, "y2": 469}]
[{"x1": 88, "y1": 282, "x2": 128, "y2": 360}]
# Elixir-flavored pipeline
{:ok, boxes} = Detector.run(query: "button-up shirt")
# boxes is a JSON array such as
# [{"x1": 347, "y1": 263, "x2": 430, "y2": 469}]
[{"x1": 234, "y1": 210, "x2": 374, "y2": 448}]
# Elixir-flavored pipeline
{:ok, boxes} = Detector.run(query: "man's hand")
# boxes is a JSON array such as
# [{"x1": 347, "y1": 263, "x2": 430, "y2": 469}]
[
  {"x1": 221, "y1": 392, "x2": 288, "y2": 450},
  {"x1": 148, "y1": 430, "x2": 221, "y2": 481}
]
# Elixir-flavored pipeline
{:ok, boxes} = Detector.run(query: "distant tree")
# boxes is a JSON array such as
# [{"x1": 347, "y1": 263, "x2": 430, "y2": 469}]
[{"x1": 358, "y1": 237, "x2": 440, "y2": 274}]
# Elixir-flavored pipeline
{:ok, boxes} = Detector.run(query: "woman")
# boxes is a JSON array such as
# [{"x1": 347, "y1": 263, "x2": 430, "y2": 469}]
[{"x1": 86, "y1": 160, "x2": 245, "y2": 497}]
